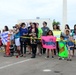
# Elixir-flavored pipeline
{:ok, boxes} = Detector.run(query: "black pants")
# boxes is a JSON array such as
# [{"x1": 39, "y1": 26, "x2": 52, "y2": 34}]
[
  {"x1": 53, "y1": 42, "x2": 59, "y2": 55},
  {"x1": 31, "y1": 44, "x2": 37, "y2": 57},
  {"x1": 20, "y1": 38, "x2": 27, "y2": 55},
  {"x1": 43, "y1": 48, "x2": 46, "y2": 54},
  {"x1": 54, "y1": 49, "x2": 56, "y2": 55},
  {"x1": 56, "y1": 42, "x2": 59, "y2": 54}
]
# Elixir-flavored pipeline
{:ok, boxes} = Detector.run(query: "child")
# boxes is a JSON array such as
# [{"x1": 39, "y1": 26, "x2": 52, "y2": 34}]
[
  {"x1": 64, "y1": 30, "x2": 70, "y2": 41},
  {"x1": 73, "y1": 30, "x2": 76, "y2": 56},
  {"x1": 9, "y1": 30, "x2": 15, "y2": 56},
  {"x1": 59, "y1": 36, "x2": 68, "y2": 60},
  {"x1": 67, "y1": 36, "x2": 74, "y2": 61},
  {"x1": 46, "y1": 30, "x2": 54, "y2": 58}
]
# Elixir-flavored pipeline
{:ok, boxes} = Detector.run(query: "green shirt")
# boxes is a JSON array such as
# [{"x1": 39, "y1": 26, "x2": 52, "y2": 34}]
[{"x1": 38, "y1": 28, "x2": 43, "y2": 38}]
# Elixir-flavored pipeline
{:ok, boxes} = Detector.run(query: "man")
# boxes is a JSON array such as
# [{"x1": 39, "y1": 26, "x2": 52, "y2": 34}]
[
  {"x1": 36, "y1": 23, "x2": 43, "y2": 55},
  {"x1": 41, "y1": 21, "x2": 50, "y2": 54}
]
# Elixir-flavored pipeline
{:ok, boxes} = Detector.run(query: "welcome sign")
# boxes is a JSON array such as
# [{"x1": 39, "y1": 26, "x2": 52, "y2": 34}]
[{"x1": 41, "y1": 36, "x2": 56, "y2": 49}]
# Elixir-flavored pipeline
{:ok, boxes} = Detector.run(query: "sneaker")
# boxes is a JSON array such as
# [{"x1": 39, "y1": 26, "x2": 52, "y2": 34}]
[
  {"x1": 52, "y1": 56, "x2": 54, "y2": 58},
  {"x1": 59, "y1": 57, "x2": 62, "y2": 60},
  {"x1": 69, "y1": 59, "x2": 72, "y2": 61},
  {"x1": 31, "y1": 56, "x2": 35, "y2": 58},
  {"x1": 67, "y1": 59, "x2": 70, "y2": 61},
  {"x1": 47, "y1": 56, "x2": 49, "y2": 58},
  {"x1": 39, "y1": 53, "x2": 42, "y2": 56},
  {"x1": 62, "y1": 58, "x2": 65, "y2": 60},
  {"x1": 23, "y1": 54, "x2": 26, "y2": 57},
  {"x1": 45, "y1": 56, "x2": 49, "y2": 59},
  {"x1": 28, "y1": 53, "x2": 31, "y2": 55},
  {"x1": 20, "y1": 54, "x2": 23, "y2": 57}
]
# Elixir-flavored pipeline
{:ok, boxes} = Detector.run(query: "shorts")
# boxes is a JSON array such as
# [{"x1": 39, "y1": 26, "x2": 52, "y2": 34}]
[
  {"x1": 15, "y1": 38, "x2": 20, "y2": 46},
  {"x1": 70, "y1": 47, "x2": 74, "y2": 50}
]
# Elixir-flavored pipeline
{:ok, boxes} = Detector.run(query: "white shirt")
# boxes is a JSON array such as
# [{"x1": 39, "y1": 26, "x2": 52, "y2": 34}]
[{"x1": 73, "y1": 34, "x2": 76, "y2": 40}]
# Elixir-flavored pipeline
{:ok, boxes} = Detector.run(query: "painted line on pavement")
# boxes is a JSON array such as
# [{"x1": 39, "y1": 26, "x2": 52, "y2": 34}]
[
  {"x1": 43, "y1": 69, "x2": 52, "y2": 72},
  {"x1": 0, "y1": 59, "x2": 32, "y2": 70}
]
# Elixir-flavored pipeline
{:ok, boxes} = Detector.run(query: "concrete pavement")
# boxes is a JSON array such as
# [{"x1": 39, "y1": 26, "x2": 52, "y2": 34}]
[{"x1": 0, "y1": 52, "x2": 76, "y2": 75}]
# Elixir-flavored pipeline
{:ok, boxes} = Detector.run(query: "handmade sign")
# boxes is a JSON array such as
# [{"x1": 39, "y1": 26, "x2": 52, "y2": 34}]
[
  {"x1": 53, "y1": 31, "x2": 61, "y2": 41},
  {"x1": 1, "y1": 31, "x2": 10, "y2": 45},
  {"x1": 41, "y1": 36, "x2": 56, "y2": 49}
]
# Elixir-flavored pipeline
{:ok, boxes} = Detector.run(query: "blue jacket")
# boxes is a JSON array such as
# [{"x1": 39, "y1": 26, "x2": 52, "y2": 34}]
[{"x1": 20, "y1": 28, "x2": 28, "y2": 36}]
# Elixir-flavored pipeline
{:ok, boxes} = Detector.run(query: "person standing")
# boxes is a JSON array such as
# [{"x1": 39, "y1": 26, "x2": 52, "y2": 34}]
[
  {"x1": 27, "y1": 22, "x2": 33, "y2": 54},
  {"x1": 14, "y1": 24, "x2": 20, "y2": 56},
  {"x1": 36, "y1": 23, "x2": 43, "y2": 55},
  {"x1": 64, "y1": 30, "x2": 70, "y2": 41},
  {"x1": 41, "y1": 21, "x2": 49, "y2": 54},
  {"x1": 3, "y1": 26, "x2": 10, "y2": 56},
  {"x1": 67, "y1": 36, "x2": 74, "y2": 61},
  {"x1": 20, "y1": 23, "x2": 28, "y2": 57},
  {"x1": 53, "y1": 25, "x2": 59, "y2": 55},
  {"x1": 72, "y1": 24, "x2": 76, "y2": 56},
  {"x1": 0, "y1": 30, "x2": 2, "y2": 50},
  {"x1": 29, "y1": 23, "x2": 38, "y2": 58},
  {"x1": 46, "y1": 30, "x2": 55, "y2": 58}
]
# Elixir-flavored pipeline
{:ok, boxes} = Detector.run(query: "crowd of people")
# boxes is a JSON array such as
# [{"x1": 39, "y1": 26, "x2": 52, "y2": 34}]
[{"x1": 0, "y1": 21, "x2": 76, "y2": 61}]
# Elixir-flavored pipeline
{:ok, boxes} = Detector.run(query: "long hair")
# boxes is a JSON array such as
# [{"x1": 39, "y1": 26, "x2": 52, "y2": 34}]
[
  {"x1": 57, "y1": 25, "x2": 60, "y2": 30},
  {"x1": 32, "y1": 23, "x2": 37, "y2": 29},
  {"x1": 47, "y1": 30, "x2": 53, "y2": 36},
  {"x1": 31, "y1": 23, "x2": 37, "y2": 32},
  {"x1": 74, "y1": 24, "x2": 76, "y2": 30},
  {"x1": 65, "y1": 24, "x2": 70, "y2": 29},
  {"x1": 5, "y1": 26, "x2": 9, "y2": 31},
  {"x1": 53, "y1": 25, "x2": 57, "y2": 30}
]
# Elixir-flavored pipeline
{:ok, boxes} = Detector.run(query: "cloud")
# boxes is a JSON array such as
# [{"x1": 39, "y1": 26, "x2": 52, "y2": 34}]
[
  {"x1": 0, "y1": 0, "x2": 76, "y2": 30},
  {"x1": 67, "y1": 0, "x2": 76, "y2": 28}
]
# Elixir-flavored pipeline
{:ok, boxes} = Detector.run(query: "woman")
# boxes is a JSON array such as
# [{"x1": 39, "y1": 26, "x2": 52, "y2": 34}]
[
  {"x1": 53, "y1": 25, "x2": 58, "y2": 31},
  {"x1": 20, "y1": 23, "x2": 28, "y2": 57},
  {"x1": 29, "y1": 23, "x2": 38, "y2": 58},
  {"x1": 14, "y1": 24, "x2": 20, "y2": 56},
  {"x1": 41, "y1": 21, "x2": 49, "y2": 54},
  {"x1": 53, "y1": 25, "x2": 59, "y2": 55},
  {"x1": 64, "y1": 24, "x2": 70, "y2": 34},
  {"x1": 3, "y1": 26, "x2": 10, "y2": 56}
]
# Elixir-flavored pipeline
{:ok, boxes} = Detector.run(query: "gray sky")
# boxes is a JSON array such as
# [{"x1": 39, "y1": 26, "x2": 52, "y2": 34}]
[{"x1": 0, "y1": 0, "x2": 76, "y2": 30}]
